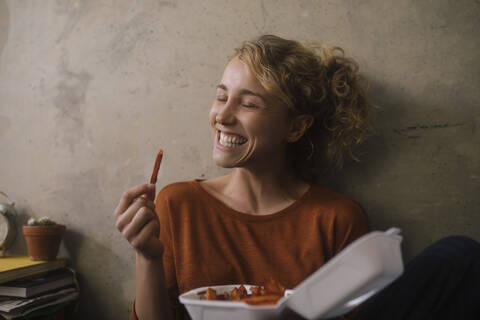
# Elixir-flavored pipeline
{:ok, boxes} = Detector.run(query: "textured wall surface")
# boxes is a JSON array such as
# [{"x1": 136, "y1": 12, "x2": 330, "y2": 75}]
[{"x1": 0, "y1": 0, "x2": 479, "y2": 318}]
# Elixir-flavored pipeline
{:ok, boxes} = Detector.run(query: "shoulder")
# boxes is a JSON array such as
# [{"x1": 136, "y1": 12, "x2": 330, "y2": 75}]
[
  {"x1": 307, "y1": 186, "x2": 371, "y2": 253},
  {"x1": 156, "y1": 180, "x2": 201, "y2": 204},
  {"x1": 307, "y1": 184, "x2": 368, "y2": 222},
  {"x1": 158, "y1": 180, "x2": 197, "y2": 195}
]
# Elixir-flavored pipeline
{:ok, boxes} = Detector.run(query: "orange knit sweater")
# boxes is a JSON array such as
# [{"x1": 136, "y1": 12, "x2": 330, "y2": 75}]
[{"x1": 130, "y1": 180, "x2": 370, "y2": 319}]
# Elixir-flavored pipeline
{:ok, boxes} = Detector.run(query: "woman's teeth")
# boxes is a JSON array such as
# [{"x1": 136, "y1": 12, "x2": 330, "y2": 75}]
[{"x1": 219, "y1": 131, "x2": 247, "y2": 148}]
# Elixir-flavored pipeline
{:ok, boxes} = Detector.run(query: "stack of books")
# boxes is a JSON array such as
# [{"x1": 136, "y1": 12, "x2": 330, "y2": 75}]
[{"x1": 0, "y1": 256, "x2": 79, "y2": 319}]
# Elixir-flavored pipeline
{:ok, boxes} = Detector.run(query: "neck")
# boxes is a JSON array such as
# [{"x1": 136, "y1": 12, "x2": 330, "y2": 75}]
[{"x1": 223, "y1": 154, "x2": 308, "y2": 214}]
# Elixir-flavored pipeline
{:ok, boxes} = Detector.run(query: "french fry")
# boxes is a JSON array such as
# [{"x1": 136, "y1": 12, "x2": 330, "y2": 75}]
[
  {"x1": 202, "y1": 280, "x2": 286, "y2": 305},
  {"x1": 230, "y1": 287, "x2": 242, "y2": 300},
  {"x1": 149, "y1": 149, "x2": 163, "y2": 184},
  {"x1": 205, "y1": 288, "x2": 217, "y2": 300},
  {"x1": 250, "y1": 286, "x2": 265, "y2": 296},
  {"x1": 238, "y1": 285, "x2": 248, "y2": 299}
]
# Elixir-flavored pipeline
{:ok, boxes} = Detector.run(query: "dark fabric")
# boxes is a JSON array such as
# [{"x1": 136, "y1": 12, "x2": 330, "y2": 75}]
[{"x1": 355, "y1": 236, "x2": 480, "y2": 320}]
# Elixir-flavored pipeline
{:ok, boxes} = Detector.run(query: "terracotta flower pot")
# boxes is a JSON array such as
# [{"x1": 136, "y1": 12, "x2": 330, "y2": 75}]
[{"x1": 22, "y1": 224, "x2": 66, "y2": 261}]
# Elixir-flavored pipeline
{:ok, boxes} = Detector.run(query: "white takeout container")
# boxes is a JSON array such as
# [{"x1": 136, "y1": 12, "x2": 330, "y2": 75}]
[{"x1": 180, "y1": 228, "x2": 404, "y2": 320}]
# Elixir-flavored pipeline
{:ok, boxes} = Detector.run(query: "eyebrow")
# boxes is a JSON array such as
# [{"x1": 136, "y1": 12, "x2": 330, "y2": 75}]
[{"x1": 216, "y1": 84, "x2": 266, "y2": 102}]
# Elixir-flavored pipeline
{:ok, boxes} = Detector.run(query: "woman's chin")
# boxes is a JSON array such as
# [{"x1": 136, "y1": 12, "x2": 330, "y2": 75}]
[
  {"x1": 212, "y1": 151, "x2": 244, "y2": 168},
  {"x1": 213, "y1": 156, "x2": 237, "y2": 168}
]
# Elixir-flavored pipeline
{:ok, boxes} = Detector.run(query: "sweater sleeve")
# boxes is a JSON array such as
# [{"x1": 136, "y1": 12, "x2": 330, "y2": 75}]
[{"x1": 332, "y1": 200, "x2": 370, "y2": 255}]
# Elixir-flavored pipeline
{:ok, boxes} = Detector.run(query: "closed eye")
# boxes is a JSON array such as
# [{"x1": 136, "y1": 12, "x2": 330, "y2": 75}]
[{"x1": 242, "y1": 103, "x2": 259, "y2": 109}]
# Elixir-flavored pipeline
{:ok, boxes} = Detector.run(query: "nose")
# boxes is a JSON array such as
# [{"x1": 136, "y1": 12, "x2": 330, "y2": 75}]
[{"x1": 215, "y1": 100, "x2": 236, "y2": 125}]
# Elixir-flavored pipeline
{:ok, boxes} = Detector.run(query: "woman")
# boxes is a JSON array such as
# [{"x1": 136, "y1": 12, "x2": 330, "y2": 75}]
[{"x1": 115, "y1": 35, "x2": 480, "y2": 320}]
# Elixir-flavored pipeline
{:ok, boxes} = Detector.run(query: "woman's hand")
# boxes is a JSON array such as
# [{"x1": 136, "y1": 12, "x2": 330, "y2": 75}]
[{"x1": 114, "y1": 183, "x2": 164, "y2": 260}]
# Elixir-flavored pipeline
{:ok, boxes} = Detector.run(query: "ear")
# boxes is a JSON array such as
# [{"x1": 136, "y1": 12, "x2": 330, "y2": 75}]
[{"x1": 286, "y1": 115, "x2": 314, "y2": 143}]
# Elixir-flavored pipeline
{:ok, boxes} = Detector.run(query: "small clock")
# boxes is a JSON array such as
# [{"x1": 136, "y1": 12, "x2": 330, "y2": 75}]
[{"x1": 0, "y1": 191, "x2": 17, "y2": 257}]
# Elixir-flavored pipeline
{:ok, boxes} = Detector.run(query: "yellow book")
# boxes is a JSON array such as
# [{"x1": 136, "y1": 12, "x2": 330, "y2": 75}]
[{"x1": 0, "y1": 256, "x2": 67, "y2": 284}]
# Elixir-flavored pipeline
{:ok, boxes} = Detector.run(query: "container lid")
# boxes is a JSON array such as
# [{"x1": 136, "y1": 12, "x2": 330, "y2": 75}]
[{"x1": 285, "y1": 228, "x2": 404, "y2": 319}]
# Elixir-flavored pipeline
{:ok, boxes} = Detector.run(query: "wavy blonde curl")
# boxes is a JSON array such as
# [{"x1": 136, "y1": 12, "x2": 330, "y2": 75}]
[{"x1": 234, "y1": 35, "x2": 374, "y2": 179}]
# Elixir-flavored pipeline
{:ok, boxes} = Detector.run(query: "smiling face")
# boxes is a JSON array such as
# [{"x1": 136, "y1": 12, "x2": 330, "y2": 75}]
[{"x1": 209, "y1": 58, "x2": 293, "y2": 169}]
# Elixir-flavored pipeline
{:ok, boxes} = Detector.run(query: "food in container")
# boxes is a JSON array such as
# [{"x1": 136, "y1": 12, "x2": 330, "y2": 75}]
[{"x1": 180, "y1": 228, "x2": 403, "y2": 320}]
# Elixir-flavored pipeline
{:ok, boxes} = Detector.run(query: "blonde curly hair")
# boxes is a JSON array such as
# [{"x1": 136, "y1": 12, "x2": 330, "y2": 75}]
[{"x1": 234, "y1": 35, "x2": 373, "y2": 179}]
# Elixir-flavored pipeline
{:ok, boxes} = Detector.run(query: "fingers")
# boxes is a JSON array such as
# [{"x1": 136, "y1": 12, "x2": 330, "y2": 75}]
[
  {"x1": 116, "y1": 204, "x2": 160, "y2": 253},
  {"x1": 121, "y1": 206, "x2": 157, "y2": 241},
  {"x1": 130, "y1": 219, "x2": 159, "y2": 251},
  {"x1": 114, "y1": 184, "x2": 156, "y2": 218},
  {"x1": 115, "y1": 197, "x2": 156, "y2": 232},
  {"x1": 114, "y1": 184, "x2": 161, "y2": 257}
]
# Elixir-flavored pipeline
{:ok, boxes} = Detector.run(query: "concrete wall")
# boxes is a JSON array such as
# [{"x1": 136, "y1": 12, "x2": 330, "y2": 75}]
[{"x1": 0, "y1": 0, "x2": 478, "y2": 318}]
